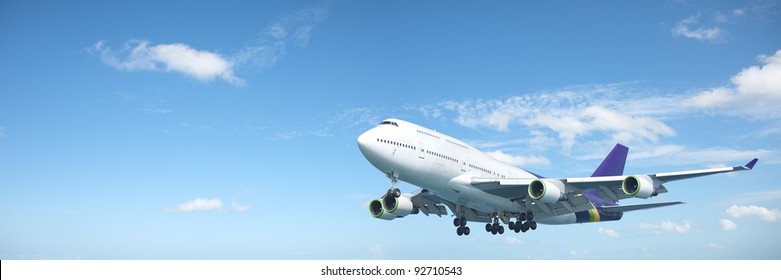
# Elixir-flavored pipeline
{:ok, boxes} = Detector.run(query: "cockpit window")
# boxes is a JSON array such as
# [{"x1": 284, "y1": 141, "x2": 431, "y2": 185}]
[{"x1": 379, "y1": 121, "x2": 399, "y2": 127}]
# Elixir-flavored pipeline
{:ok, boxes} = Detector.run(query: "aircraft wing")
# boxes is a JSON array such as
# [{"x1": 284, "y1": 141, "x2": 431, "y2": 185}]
[
  {"x1": 407, "y1": 188, "x2": 450, "y2": 217},
  {"x1": 409, "y1": 188, "x2": 501, "y2": 223},
  {"x1": 471, "y1": 158, "x2": 758, "y2": 207}
]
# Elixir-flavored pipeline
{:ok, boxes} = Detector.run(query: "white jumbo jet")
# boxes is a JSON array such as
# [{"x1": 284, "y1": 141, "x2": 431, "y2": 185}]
[{"x1": 357, "y1": 118, "x2": 758, "y2": 236}]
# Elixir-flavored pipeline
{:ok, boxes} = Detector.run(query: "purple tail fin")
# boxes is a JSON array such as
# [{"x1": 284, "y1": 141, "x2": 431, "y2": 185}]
[{"x1": 591, "y1": 144, "x2": 628, "y2": 177}]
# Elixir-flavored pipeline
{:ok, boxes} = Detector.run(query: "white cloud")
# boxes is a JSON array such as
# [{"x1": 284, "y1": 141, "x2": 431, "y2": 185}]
[
  {"x1": 709, "y1": 242, "x2": 725, "y2": 250},
  {"x1": 91, "y1": 3, "x2": 332, "y2": 86},
  {"x1": 504, "y1": 237, "x2": 522, "y2": 246},
  {"x1": 685, "y1": 49, "x2": 781, "y2": 119},
  {"x1": 733, "y1": 50, "x2": 781, "y2": 97},
  {"x1": 92, "y1": 40, "x2": 242, "y2": 86},
  {"x1": 597, "y1": 227, "x2": 620, "y2": 238},
  {"x1": 551, "y1": 105, "x2": 675, "y2": 150},
  {"x1": 370, "y1": 244, "x2": 383, "y2": 259},
  {"x1": 636, "y1": 220, "x2": 691, "y2": 234},
  {"x1": 486, "y1": 150, "x2": 550, "y2": 167},
  {"x1": 684, "y1": 87, "x2": 735, "y2": 108},
  {"x1": 671, "y1": 15, "x2": 724, "y2": 42},
  {"x1": 719, "y1": 219, "x2": 738, "y2": 231},
  {"x1": 438, "y1": 87, "x2": 677, "y2": 152},
  {"x1": 166, "y1": 198, "x2": 223, "y2": 212},
  {"x1": 231, "y1": 200, "x2": 251, "y2": 213},
  {"x1": 726, "y1": 205, "x2": 781, "y2": 222}
]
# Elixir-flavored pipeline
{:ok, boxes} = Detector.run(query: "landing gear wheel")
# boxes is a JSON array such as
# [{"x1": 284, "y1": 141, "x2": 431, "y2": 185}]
[
  {"x1": 453, "y1": 218, "x2": 461, "y2": 227},
  {"x1": 508, "y1": 221, "x2": 516, "y2": 230},
  {"x1": 459, "y1": 217, "x2": 467, "y2": 227},
  {"x1": 464, "y1": 227, "x2": 470, "y2": 235},
  {"x1": 521, "y1": 222, "x2": 529, "y2": 232},
  {"x1": 392, "y1": 188, "x2": 401, "y2": 198},
  {"x1": 498, "y1": 226, "x2": 505, "y2": 234},
  {"x1": 514, "y1": 227, "x2": 521, "y2": 233},
  {"x1": 530, "y1": 221, "x2": 537, "y2": 230},
  {"x1": 519, "y1": 212, "x2": 527, "y2": 221},
  {"x1": 485, "y1": 223, "x2": 492, "y2": 232},
  {"x1": 456, "y1": 227, "x2": 464, "y2": 236},
  {"x1": 527, "y1": 212, "x2": 534, "y2": 221}
]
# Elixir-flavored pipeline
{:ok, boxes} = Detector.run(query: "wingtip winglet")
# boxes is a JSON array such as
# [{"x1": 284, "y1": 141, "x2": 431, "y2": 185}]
[{"x1": 745, "y1": 158, "x2": 759, "y2": 169}]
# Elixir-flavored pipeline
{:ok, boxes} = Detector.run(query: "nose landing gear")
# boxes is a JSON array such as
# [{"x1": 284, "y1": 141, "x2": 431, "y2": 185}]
[{"x1": 385, "y1": 171, "x2": 400, "y2": 198}]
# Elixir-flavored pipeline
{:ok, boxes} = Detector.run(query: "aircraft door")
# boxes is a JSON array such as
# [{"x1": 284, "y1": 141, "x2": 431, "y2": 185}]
[{"x1": 418, "y1": 142, "x2": 425, "y2": 159}]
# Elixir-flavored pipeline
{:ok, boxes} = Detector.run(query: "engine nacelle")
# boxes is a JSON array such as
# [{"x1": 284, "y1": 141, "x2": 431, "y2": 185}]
[
  {"x1": 528, "y1": 179, "x2": 566, "y2": 203},
  {"x1": 621, "y1": 175, "x2": 660, "y2": 199},
  {"x1": 369, "y1": 194, "x2": 416, "y2": 220},
  {"x1": 369, "y1": 199, "x2": 397, "y2": 220},
  {"x1": 382, "y1": 194, "x2": 415, "y2": 217}
]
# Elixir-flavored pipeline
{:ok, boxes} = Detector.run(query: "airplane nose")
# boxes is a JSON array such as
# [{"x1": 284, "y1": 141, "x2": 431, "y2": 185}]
[{"x1": 357, "y1": 130, "x2": 372, "y2": 152}]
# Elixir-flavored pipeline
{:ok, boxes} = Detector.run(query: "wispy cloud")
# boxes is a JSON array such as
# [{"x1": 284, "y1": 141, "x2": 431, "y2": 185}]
[
  {"x1": 91, "y1": 40, "x2": 243, "y2": 85},
  {"x1": 397, "y1": 50, "x2": 778, "y2": 166},
  {"x1": 504, "y1": 237, "x2": 522, "y2": 245},
  {"x1": 370, "y1": 244, "x2": 383, "y2": 259},
  {"x1": 671, "y1": 14, "x2": 724, "y2": 42},
  {"x1": 726, "y1": 205, "x2": 781, "y2": 222},
  {"x1": 732, "y1": 189, "x2": 781, "y2": 204},
  {"x1": 636, "y1": 220, "x2": 692, "y2": 234},
  {"x1": 166, "y1": 198, "x2": 223, "y2": 212},
  {"x1": 626, "y1": 144, "x2": 774, "y2": 167},
  {"x1": 684, "y1": 49, "x2": 781, "y2": 119},
  {"x1": 232, "y1": 2, "x2": 332, "y2": 71},
  {"x1": 274, "y1": 130, "x2": 303, "y2": 140},
  {"x1": 436, "y1": 84, "x2": 679, "y2": 152},
  {"x1": 709, "y1": 242, "x2": 726, "y2": 250},
  {"x1": 230, "y1": 200, "x2": 251, "y2": 213},
  {"x1": 142, "y1": 108, "x2": 174, "y2": 114},
  {"x1": 597, "y1": 227, "x2": 621, "y2": 238},
  {"x1": 719, "y1": 219, "x2": 738, "y2": 231},
  {"x1": 180, "y1": 123, "x2": 212, "y2": 130}
]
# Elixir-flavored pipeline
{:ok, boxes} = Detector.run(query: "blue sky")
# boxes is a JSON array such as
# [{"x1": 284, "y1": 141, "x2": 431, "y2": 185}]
[{"x1": 1, "y1": 0, "x2": 780, "y2": 260}]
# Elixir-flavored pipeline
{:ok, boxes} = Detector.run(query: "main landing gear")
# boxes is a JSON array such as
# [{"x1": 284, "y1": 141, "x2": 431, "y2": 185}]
[
  {"x1": 507, "y1": 212, "x2": 537, "y2": 233},
  {"x1": 485, "y1": 212, "x2": 537, "y2": 234},
  {"x1": 453, "y1": 217, "x2": 470, "y2": 236},
  {"x1": 485, "y1": 216, "x2": 505, "y2": 235}
]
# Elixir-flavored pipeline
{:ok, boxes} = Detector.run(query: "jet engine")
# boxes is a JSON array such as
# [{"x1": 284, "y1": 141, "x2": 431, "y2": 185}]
[
  {"x1": 369, "y1": 199, "x2": 397, "y2": 220},
  {"x1": 528, "y1": 179, "x2": 566, "y2": 203},
  {"x1": 621, "y1": 175, "x2": 660, "y2": 199},
  {"x1": 368, "y1": 194, "x2": 416, "y2": 220},
  {"x1": 383, "y1": 194, "x2": 415, "y2": 216}
]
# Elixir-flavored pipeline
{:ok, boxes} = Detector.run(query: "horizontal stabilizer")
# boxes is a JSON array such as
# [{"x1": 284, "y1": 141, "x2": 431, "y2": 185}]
[{"x1": 601, "y1": 201, "x2": 684, "y2": 213}]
